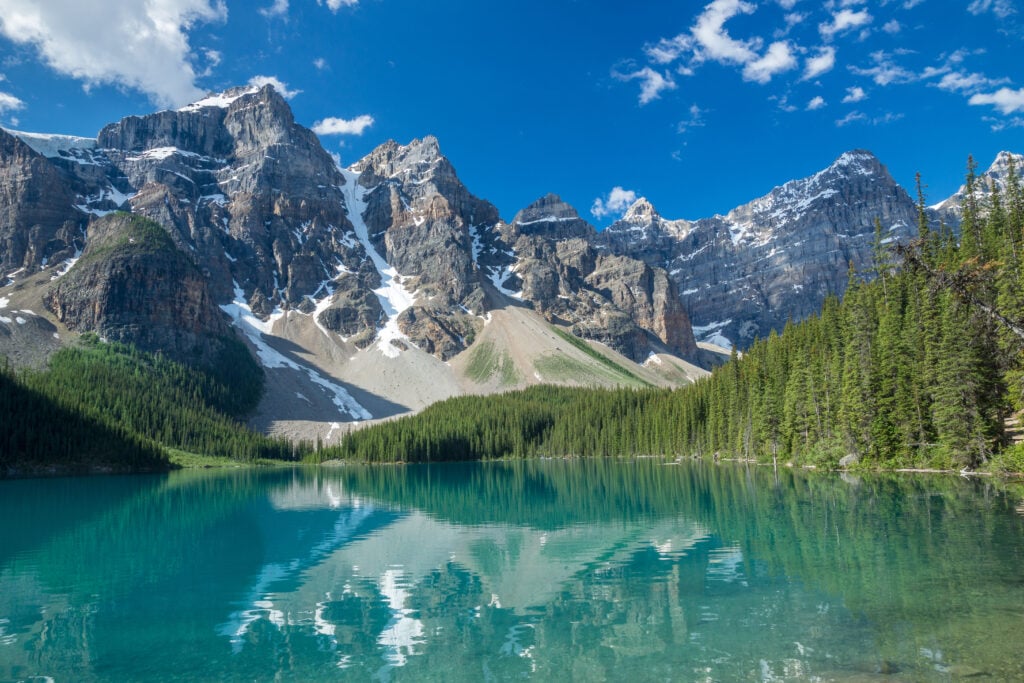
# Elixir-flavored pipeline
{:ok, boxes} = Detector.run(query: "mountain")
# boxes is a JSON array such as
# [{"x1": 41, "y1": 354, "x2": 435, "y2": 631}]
[
  {"x1": 0, "y1": 85, "x2": 706, "y2": 442},
  {"x1": 0, "y1": 84, "x2": 1016, "y2": 442},
  {"x1": 599, "y1": 150, "x2": 921, "y2": 349},
  {"x1": 930, "y1": 151, "x2": 1024, "y2": 219}
]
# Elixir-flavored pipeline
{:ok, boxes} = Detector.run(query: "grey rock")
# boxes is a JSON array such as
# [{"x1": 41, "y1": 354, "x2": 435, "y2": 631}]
[{"x1": 602, "y1": 150, "x2": 920, "y2": 349}]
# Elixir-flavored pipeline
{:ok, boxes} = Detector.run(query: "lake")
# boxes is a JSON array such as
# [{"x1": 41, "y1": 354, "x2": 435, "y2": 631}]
[{"x1": 1, "y1": 460, "x2": 1022, "y2": 681}]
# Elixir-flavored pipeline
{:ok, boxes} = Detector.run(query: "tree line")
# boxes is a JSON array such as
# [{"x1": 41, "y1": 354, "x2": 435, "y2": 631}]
[
  {"x1": 316, "y1": 156, "x2": 1024, "y2": 472},
  {"x1": 2, "y1": 334, "x2": 304, "y2": 474}
]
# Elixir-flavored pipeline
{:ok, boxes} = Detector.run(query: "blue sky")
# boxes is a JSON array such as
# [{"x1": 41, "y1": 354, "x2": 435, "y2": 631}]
[{"x1": 0, "y1": 0, "x2": 1020, "y2": 225}]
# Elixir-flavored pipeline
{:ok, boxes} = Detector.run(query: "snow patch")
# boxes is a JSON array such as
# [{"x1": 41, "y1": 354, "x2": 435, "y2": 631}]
[
  {"x1": 220, "y1": 283, "x2": 371, "y2": 420},
  {"x1": 5, "y1": 129, "x2": 97, "y2": 157},
  {"x1": 0, "y1": 297, "x2": 7, "y2": 309},
  {"x1": 338, "y1": 169, "x2": 417, "y2": 358},
  {"x1": 179, "y1": 86, "x2": 259, "y2": 112},
  {"x1": 692, "y1": 319, "x2": 734, "y2": 350},
  {"x1": 469, "y1": 223, "x2": 523, "y2": 300},
  {"x1": 50, "y1": 249, "x2": 82, "y2": 280}
]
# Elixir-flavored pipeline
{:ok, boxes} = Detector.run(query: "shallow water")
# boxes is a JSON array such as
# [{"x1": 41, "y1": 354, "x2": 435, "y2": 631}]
[{"x1": 1, "y1": 461, "x2": 1022, "y2": 681}]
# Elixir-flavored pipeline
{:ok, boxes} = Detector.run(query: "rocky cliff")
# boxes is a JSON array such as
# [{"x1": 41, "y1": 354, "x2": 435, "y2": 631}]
[
  {"x1": 601, "y1": 150, "x2": 920, "y2": 348},
  {"x1": 499, "y1": 194, "x2": 696, "y2": 361},
  {"x1": 0, "y1": 85, "x2": 700, "y2": 370},
  {"x1": 44, "y1": 213, "x2": 230, "y2": 362}
]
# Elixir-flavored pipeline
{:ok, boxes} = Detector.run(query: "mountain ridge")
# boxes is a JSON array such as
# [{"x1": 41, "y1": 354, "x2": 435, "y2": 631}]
[{"x1": 0, "y1": 84, "x2": 1016, "y2": 442}]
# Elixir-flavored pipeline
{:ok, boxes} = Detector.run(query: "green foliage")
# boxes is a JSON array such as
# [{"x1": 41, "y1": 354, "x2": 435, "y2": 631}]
[
  {"x1": 2, "y1": 336, "x2": 301, "y2": 473},
  {"x1": 549, "y1": 327, "x2": 649, "y2": 386},
  {"x1": 465, "y1": 341, "x2": 520, "y2": 385},
  {"x1": 317, "y1": 157, "x2": 1024, "y2": 471},
  {"x1": 0, "y1": 360, "x2": 167, "y2": 474}
]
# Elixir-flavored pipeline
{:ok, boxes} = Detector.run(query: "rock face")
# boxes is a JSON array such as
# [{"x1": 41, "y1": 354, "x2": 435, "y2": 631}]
[
  {"x1": 7, "y1": 85, "x2": 1006, "y2": 376},
  {"x1": 498, "y1": 194, "x2": 697, "y2": 361},
  {"x1": 0, "y1": 129, "x2": 86, "y2": 278},
  {"x1": 600, "y1": 150, "x2": 921, "y2": 348},
  {"x1": 44, "y1": 213, "x2": 230, "y2": 362}
]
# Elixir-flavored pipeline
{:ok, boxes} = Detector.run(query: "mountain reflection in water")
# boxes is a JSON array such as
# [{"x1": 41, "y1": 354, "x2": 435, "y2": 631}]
[{"x1": 1, "y1": 460, "x2": 1022, "y2": 682}]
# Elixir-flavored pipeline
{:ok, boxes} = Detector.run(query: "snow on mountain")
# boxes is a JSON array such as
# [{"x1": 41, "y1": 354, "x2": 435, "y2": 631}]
[
  {"x1": 931, "y1": 151, "x2": 1024, "y2": 215},
  {"x1": 3, "y1": 129, "x2": 97, "y2": 158}
]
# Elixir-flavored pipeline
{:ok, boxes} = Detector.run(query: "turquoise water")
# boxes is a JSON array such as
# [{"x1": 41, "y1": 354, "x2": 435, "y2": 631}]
[{"x1": 1, "y1": 461, "x2": 1022, "y2": 682}]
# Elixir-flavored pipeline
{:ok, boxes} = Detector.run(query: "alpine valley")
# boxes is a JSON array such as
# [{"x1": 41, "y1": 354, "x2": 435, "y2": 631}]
[{"x1": 0, "y1": 84, "x2": 1017, "y2": 448}]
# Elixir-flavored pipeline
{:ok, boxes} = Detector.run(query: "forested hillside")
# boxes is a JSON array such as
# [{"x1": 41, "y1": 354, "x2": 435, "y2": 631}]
[
  {"x1": 1, "y1": 336, "x2": 303, "y2": 475},
  {"x1": 317, "y1": 157, "x2": 1024, "y2": 473}
]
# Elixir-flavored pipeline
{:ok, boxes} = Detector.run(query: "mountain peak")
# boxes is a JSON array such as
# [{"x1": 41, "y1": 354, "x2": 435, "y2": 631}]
[
  {"x1": 353, "y1": 135, "x2": 453, "y2": 183},
  {"x1": 986, "y1": 150, "x2": 1024, "y2": 179},
  {"x1": 828, "y1": 149, "x2": 883, "y2": 176},
  {"x1": 512, "y1": 193, "x2": 584, "y2": 225},
  {"x1": 177, "y1": 84, "x2": 262, "y2": 113},
  {"x1": 623, "y1": 197, "x2": 659, "y2": 222}
]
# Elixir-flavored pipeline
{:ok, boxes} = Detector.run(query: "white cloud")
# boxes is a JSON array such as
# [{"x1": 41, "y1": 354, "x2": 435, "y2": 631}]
[
  {"x1": 836, "y1": 110, "x2": 867, "y2": 126},
  {"x1": 903, "y1": 0, "x2": 925, "y2": 8},
  {"x1": 313, "y1": 57, "x2": 328, "y2": 70},
  {"x1": 968, "y1": 0, "x2": 1014, "y2": 18},
  {"x1": 312, "y1": 114, "x2": 374, "y2": 135},
  {"x1": 742, "y1": 41, "x2": 797, "y2": 83},
  {"x1": 0, "y1": 90, "x2": 25, "y2": 114},
  {"x1": 882, "y1": 20, "x2": 901, "y2": 33},
  {"x1": 802, "y1": 46, "x2": 836, "y2": 80},
  {"x1": 969, "y1": 87, "x2": 1024, "y2": 114},
  {"x1": 776, "y1": 0, "x2": 798, "y2": 8},
  {"x1": 692, "y1": 0, "x2": 761, "y2": 65},
  {"x1": 849, "y1": 50, "x2": 915, "y2": 86},
  {"x1": 677, "y1": 103, "x2": 706, "y2": 133},
  {"x1": 645, "y1": 34, "x2": 695, "y2": 65},
  {"x1": 935, "y1": 71, "x2": 1008, "y2": 95},
  {"x1": 807, "y1": 95, "x2": 826, "y2": 110},
  {"x1": 248, "y1": 75, "x2": 301, "y2": 99},
  {"x1": 842, "y1": 85, "x2": 867, "y2": 102},
  {"x1": 984, "y1": 115, "x2": 1024, "y2": 131},
  {"x1": 319, "y1": 0, "x2": 359, "y2": 10},
  {"x1": 613, "y1": 66, "x2": 677, "y2": 105},
  {"x1": 259, "y1": 0, "x2": 288, "y2": 18},
  {"x1": 819, "y1": 9, "x2": 872, "y2": 40},
  {"x1": 0, "y1": 0, "x2": 226, "y2": 108},
  {"x1": 772, "y1": 94, "x2": 798, "y2": 112},
  {"x1": 591, "y1": 187, "x2": 638, "y2": 219}
]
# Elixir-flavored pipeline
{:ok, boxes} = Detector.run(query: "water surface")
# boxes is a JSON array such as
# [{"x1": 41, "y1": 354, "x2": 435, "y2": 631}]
[{"x1": 1, "y1": 461, "x2": 1022, "y2": 681}]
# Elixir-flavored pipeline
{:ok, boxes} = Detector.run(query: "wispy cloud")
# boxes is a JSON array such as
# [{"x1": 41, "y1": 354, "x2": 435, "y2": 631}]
[
  {"x1": 934, "y1": 71, "x2": 1009, "y2": 95},
  {"x1": 312, "y1": 114, "x2": 375, "y2": 135},
  {"x1": 968, "y1": 0, "x2": 1015, "y2": 19},
  {"x1": 592, "y1": 186, "x2": 638, "y2": 219},
  {"x1": 318, "y1": 0, "x2": 359, "y2": 10},
  {"x1": 807, "y1": 95, "x2": 826, "y2": 110},
  {"x1": 259, "y1": 0, "x2": 288, "y2": 18},
  {"x1": 836, "y1": 110, "x2": 867, "y2": 126},
  {"x1": 613, "y1": 66, "x2": 677, "y2": 105},
  {"x1": 819, "y1": 9, "x2": 872, "y2": 41},
  {"x1": 677, "y1": 103, "x2": 707, "y2": 133},
  {"x1": 849, "y1": 50, "x2": 916, "y2": 86}
]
